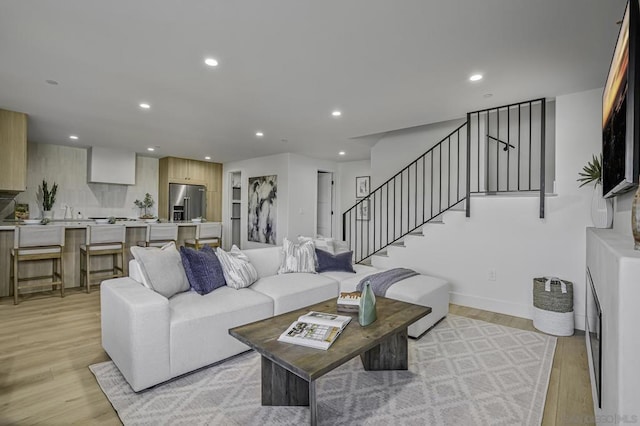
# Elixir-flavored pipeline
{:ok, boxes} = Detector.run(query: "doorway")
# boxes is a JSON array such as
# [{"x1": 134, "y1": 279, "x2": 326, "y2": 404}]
[{"x1": 316, "y1": 171, "x2": 334, "y2": 237}]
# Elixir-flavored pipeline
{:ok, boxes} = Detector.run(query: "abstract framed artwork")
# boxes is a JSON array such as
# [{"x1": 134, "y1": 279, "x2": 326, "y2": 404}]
[
  {"x1": 356, "y1": 198, "x2": 370, "y2": 221},
  {"x1": 356, "y1": 176, "x2": 370, "y2": 197},
  {"x1": 248, "y1": 175, "x2": 277, "y2": 245}
]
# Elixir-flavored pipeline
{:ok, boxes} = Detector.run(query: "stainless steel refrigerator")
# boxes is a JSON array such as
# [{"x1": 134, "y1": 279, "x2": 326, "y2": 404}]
[{"x1": 169, "y1": 183, "x2": 207, "y2": 221}]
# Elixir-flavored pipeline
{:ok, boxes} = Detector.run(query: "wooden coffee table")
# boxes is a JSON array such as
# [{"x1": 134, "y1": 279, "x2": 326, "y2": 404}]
[{"x1": 229, "y1": 296, "x2": 431, "y2": 425}]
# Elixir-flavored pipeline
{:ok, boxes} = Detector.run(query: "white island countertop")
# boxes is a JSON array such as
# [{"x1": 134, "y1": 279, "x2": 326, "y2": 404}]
[{"x1": 0, "y1": 220, "x2": 202, "y2": 231}]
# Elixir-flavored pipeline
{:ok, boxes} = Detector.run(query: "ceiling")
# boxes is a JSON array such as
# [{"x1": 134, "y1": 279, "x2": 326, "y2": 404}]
[{"x1": 0, "y1": 0, "x2": 627, "y2": 163}]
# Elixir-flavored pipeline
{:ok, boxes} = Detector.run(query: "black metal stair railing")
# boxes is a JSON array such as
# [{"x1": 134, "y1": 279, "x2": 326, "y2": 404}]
[
  {"x1": 342, "y1": 98, "x2": 547, "y2": 264},
  {"x1": 343, "y1": 123, "x2": 468, "y2": 263}
]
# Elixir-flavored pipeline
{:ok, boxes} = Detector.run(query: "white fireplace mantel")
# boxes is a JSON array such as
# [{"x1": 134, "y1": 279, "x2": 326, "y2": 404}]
[{"x1": 586, "y1": 228, "x2": 640, "y2": 423}]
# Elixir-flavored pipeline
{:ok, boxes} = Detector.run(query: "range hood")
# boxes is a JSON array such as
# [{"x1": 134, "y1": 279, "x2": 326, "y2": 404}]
[{"x1": 88, "y1": 147, "x2": 136, "y2": 185}]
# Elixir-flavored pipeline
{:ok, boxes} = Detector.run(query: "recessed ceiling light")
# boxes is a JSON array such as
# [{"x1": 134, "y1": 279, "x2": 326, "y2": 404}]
[
  {"x1": 69, "y1": 135, "x2": 78, "y2": 140},
  {"x1": 256, "y1": 131, "x2": 264, "y2": 137},
  {"x1": 483, "y1": 93, "x2": 493, "y2": 98},
  {"x1": 469, "y1": 74, "x2": 483, "y2": 82},
  {"x1": 332, "y1": 110, "x2": 342, "y2": 117},
  {"x1": 139, "y1": 103, "x2": 151, "y2": 109},
  {"x1": 147, "y1": 147, "x2": 155, "y2": 152},
  {"x1": 339, "y1": 151, "x2": 346, "y2": 156},
  {"x1": 204, "y1": 58, "x2": 219, "y2": 67},
  {"x1": 204, "y1": 156, "x2": 211, "y2": 160},
  {"x1": 46, "y1": 79, "x2": 59, "y2": 85}
]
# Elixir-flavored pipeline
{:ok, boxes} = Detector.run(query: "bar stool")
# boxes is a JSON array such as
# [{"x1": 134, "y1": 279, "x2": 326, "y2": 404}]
[
  {"x1": 184, "y1": 222, "x2": 222, "y2": 249},
  {"x1": 137, "y1": 223, "x2": 179, "y2": 247},
  {"x1": 10, "y1": 225, "x2": 65, "y2": 305},
  {"x1": 80, "y1": 224, "x2": 127, "y2": 293}
]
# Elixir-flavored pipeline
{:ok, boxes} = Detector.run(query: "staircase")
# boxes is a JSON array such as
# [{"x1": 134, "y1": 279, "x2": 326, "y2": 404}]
[{"x1": 343, "y1": 98, "x2": 547, "y2": 264}]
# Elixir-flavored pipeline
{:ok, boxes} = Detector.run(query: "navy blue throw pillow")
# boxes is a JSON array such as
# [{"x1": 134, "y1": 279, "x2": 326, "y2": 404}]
[
  {"x1": 315, "y1": 248, "x2": 355, "y2": 273},
  {"x1": 179, "y1": 245, "x2": 226, "y2": 295}
]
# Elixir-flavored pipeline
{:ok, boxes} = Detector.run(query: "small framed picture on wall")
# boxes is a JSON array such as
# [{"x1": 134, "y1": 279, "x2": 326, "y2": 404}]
[
  {"x1": 356, "y1": 198, "x2": 370, "y2": 221},
  {"x1": 356, "y1": 176, "x2": 370, "y2": 197}
]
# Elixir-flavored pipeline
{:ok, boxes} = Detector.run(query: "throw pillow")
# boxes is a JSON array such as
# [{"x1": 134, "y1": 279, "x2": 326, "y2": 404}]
[
  {"x1": 332, "y1": 239, "x2": 350, "y2": 254},
  {"x1": 130, "y1": 242, "x2": 190, "y2": 298},
  {"x1": 215, "y1": 245, "x2": 259, "y2": 289},
  {"x1": 179, "y1": 245, "x2": 226, "y2": 295},
  {"x1": 278, "y1": 237, "x2": 316, "y2": 274},
  {"x1": 315, "y1": 248, "x2": 356, "y2": 273}
]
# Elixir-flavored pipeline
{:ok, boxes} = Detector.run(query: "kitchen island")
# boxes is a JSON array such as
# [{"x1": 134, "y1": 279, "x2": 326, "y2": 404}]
[{"x1": 0, "y1": 220, "x2": 203, "y2": 298}]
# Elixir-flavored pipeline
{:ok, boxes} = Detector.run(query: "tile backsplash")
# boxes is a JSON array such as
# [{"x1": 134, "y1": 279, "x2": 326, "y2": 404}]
[{"x1": 15, "y1": 142, "x2": 159, "y2": 219}]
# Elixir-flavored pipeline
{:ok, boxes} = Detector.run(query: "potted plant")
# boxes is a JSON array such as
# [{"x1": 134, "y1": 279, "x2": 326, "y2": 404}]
[
  {"x1": 134, "y1": 193, "x2": 155, "y2": 219},
  {"x1": 578, "y1": 154, "x2": 612, "y2": 228},
  {"x1": 39, "y1": 179, "x2": 58, "y2": 219}
]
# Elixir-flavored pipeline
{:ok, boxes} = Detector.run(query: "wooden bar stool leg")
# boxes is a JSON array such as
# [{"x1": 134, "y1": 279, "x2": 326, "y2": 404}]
[
  {"x1": 59, "y1": 253, "x2": 65, "y2": 298},
  {"x1": 12, "y1": 253, "x2": 18, "y2": 305},
  {"x1": 52, "y1": 257, "x2": 57, "y2": 291},
  {"x1": 80, "y1": 248, "x2": 85, "y2": 292},
  {"x1": 86, "y1": 252, "x2": 91, "y2": 294}
]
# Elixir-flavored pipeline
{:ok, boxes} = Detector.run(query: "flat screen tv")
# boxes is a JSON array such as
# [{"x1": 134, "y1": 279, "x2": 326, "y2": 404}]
[{"x1": 603, "y1": 0, "x2": 640, "y2": 198}]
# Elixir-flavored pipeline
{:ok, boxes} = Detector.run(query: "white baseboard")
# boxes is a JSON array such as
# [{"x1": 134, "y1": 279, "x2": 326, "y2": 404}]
[{"x1": 450, "y1": 291, "x2": 586, "y2": 331}]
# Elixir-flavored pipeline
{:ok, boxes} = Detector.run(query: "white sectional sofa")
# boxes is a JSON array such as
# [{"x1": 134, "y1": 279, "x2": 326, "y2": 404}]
[{"x1": 101, "y1": 246, "x2": 449, "y2": 392}]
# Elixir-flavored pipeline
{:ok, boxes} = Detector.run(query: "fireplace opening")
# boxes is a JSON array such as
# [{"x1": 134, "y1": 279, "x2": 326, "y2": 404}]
[{"x1": 586, "y1": 267, "x2": 602, "y2": 408}]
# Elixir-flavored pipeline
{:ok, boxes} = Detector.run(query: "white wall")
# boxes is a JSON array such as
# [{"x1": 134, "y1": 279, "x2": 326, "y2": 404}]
[
  {"x1": 222, "y1": 153, "x2": 290, "y2": 249},
  {"x1": 338, "y1": 160, "x2": 371, "y2": 234},
  {"x1": 287, "y1": 153, "x2": 339, "y2": 239},
  {"x1": 222, "y1": 153, "x2": 339, "y2": 249},
  {"x1": 372, "y1": 88, "x2": 602, "y2": 329},
  {"x1": 613, "y1": 190, "x2": 635, "y2": 235},
  {"x1": 371, "y1": 118, "x2": 465, "y2": 188},
  {"x1": 14, "y1": 142, "x2": 158, "y2": 219}
]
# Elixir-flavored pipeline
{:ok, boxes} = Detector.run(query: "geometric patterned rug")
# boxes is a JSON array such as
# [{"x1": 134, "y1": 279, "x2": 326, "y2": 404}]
[{"x1": 90, "y1": 315, "x2": 556, "y2": 425}]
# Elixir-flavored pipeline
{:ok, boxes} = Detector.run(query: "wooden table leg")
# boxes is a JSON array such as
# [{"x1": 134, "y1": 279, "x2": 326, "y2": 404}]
[
  {"x1": 261, "y1": 356, "x2": 309, "y2": 406},
  {"x1": 360, "y1": 328, "x2": 408, "y2": 370},
  {"x1": 309, "y1": 379, "x2": 317, "y2": 426}
]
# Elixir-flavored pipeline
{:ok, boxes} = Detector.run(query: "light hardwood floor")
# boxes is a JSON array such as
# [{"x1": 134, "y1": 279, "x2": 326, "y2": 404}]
[{"x1": 0, "y1": 292, "x2": 593, "y2": 425}]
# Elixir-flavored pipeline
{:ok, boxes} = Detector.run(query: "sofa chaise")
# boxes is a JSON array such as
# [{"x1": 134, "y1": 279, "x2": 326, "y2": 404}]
[{"x1": 101, "y1": 246, "x2": 449, "y2": 392}]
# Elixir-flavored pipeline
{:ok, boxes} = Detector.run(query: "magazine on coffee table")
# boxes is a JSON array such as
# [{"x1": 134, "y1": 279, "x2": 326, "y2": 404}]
[{"x1": 277, "y1": 311, "x2": 352, "y2": 350}]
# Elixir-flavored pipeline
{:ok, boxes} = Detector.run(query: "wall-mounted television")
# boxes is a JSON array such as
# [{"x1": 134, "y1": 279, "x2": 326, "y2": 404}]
[{"x1": 603, "y1": 0, "x2": 640, "y2": 198}]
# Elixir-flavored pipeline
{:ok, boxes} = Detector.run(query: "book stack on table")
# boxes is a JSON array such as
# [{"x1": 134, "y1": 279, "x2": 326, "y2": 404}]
[{"x1": 337, "y1": 291, "x2": 361, "y2": 313}]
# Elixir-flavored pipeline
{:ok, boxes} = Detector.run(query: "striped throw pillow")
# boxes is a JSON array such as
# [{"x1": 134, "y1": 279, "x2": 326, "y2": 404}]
[
  {"x1": 215, "y1": 245, "x2": 258, "y2": 289},
  {"x1": 278, "y1": 237, "x2": 316, "y2": 274}
]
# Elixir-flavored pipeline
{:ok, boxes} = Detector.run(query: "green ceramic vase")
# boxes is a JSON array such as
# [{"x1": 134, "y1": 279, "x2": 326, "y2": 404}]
[{"x1": 359, "y1": 281, "x2": 377, "y2": 326}]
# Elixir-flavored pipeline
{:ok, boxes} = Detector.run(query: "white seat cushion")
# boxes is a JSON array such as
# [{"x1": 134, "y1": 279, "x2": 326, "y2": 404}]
[
  {"x1": 386, "y1": 275, "x2": 449, "y2": 338},
  {"x1": 169, "y1": 287, "x2": 274, "y2": 376},
  {"x1": 12, "y1": 247, "x2": 62, "y2": 256},
  {"x1": 338, "y1": 268, "x2": 450, "y2": 338},
  {"x1": 250, "y1": 273, "x2": 339, "y2": 315},
  {"x1": 80, "y1": 243, "x2": 123, "y2": 252},
  {"x1": 319, "y1": 264, "x2": 378, "y2": 284}
]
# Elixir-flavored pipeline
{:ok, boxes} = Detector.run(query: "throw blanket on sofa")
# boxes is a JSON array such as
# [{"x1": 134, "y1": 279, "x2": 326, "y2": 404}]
[{"x1": 356, "y1": 268, "x2": 418, "y2": 296}]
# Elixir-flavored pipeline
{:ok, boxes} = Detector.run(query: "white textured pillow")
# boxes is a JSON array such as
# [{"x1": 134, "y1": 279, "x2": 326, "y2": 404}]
[
  {"x1": 332, "y1": 239, "x2": 350, "y2": 254},
  {"x1": 279, "y1": 237, "x2": 316, "y2": 274},
  {"x1": 298, "y1": 235, "x2": 335, "y2": 253},
  {"x1": 216, "y1": 245, "x2": 258, "y2": 289},
  {"x1": 130, "y1": 242, "x2": 190, "y2": 298}
]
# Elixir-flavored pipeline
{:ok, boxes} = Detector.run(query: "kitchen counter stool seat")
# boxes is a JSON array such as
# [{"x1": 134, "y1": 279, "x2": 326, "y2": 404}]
[
  {"x1": 184, "y1": 222, "x2": 222, "y2": 249},
  {"x1": 80, "y1": 224, "x2": 126, "y2": 293},
  {"x1": 137, "y1": 223, "x2": 178, "y2": 247},
  {"x1": 10, "y1": 226, "x2": 65, "y2": 305}
]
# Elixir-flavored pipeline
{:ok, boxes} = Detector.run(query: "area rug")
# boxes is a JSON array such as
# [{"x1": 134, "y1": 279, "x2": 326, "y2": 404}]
[{"x1": 90, "y1": 315, "x2": 556, "y2": 425}]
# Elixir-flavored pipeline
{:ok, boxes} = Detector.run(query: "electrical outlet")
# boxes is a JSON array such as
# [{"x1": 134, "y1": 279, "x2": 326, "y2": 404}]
[{"x1": 488, "y1": 269, "x2": 496, "y2": 281}]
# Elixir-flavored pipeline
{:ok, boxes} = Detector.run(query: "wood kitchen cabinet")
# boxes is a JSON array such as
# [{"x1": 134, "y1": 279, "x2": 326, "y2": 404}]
[
  {"x1": 159, "y1": 157, "x2": 222, "y2": 221},
  {"x1": 0, "y1": 109, "x2": 27, "y2": 192},
  {"x1": 167, "y1": 157, "x2": 207, "y2": 184}
]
